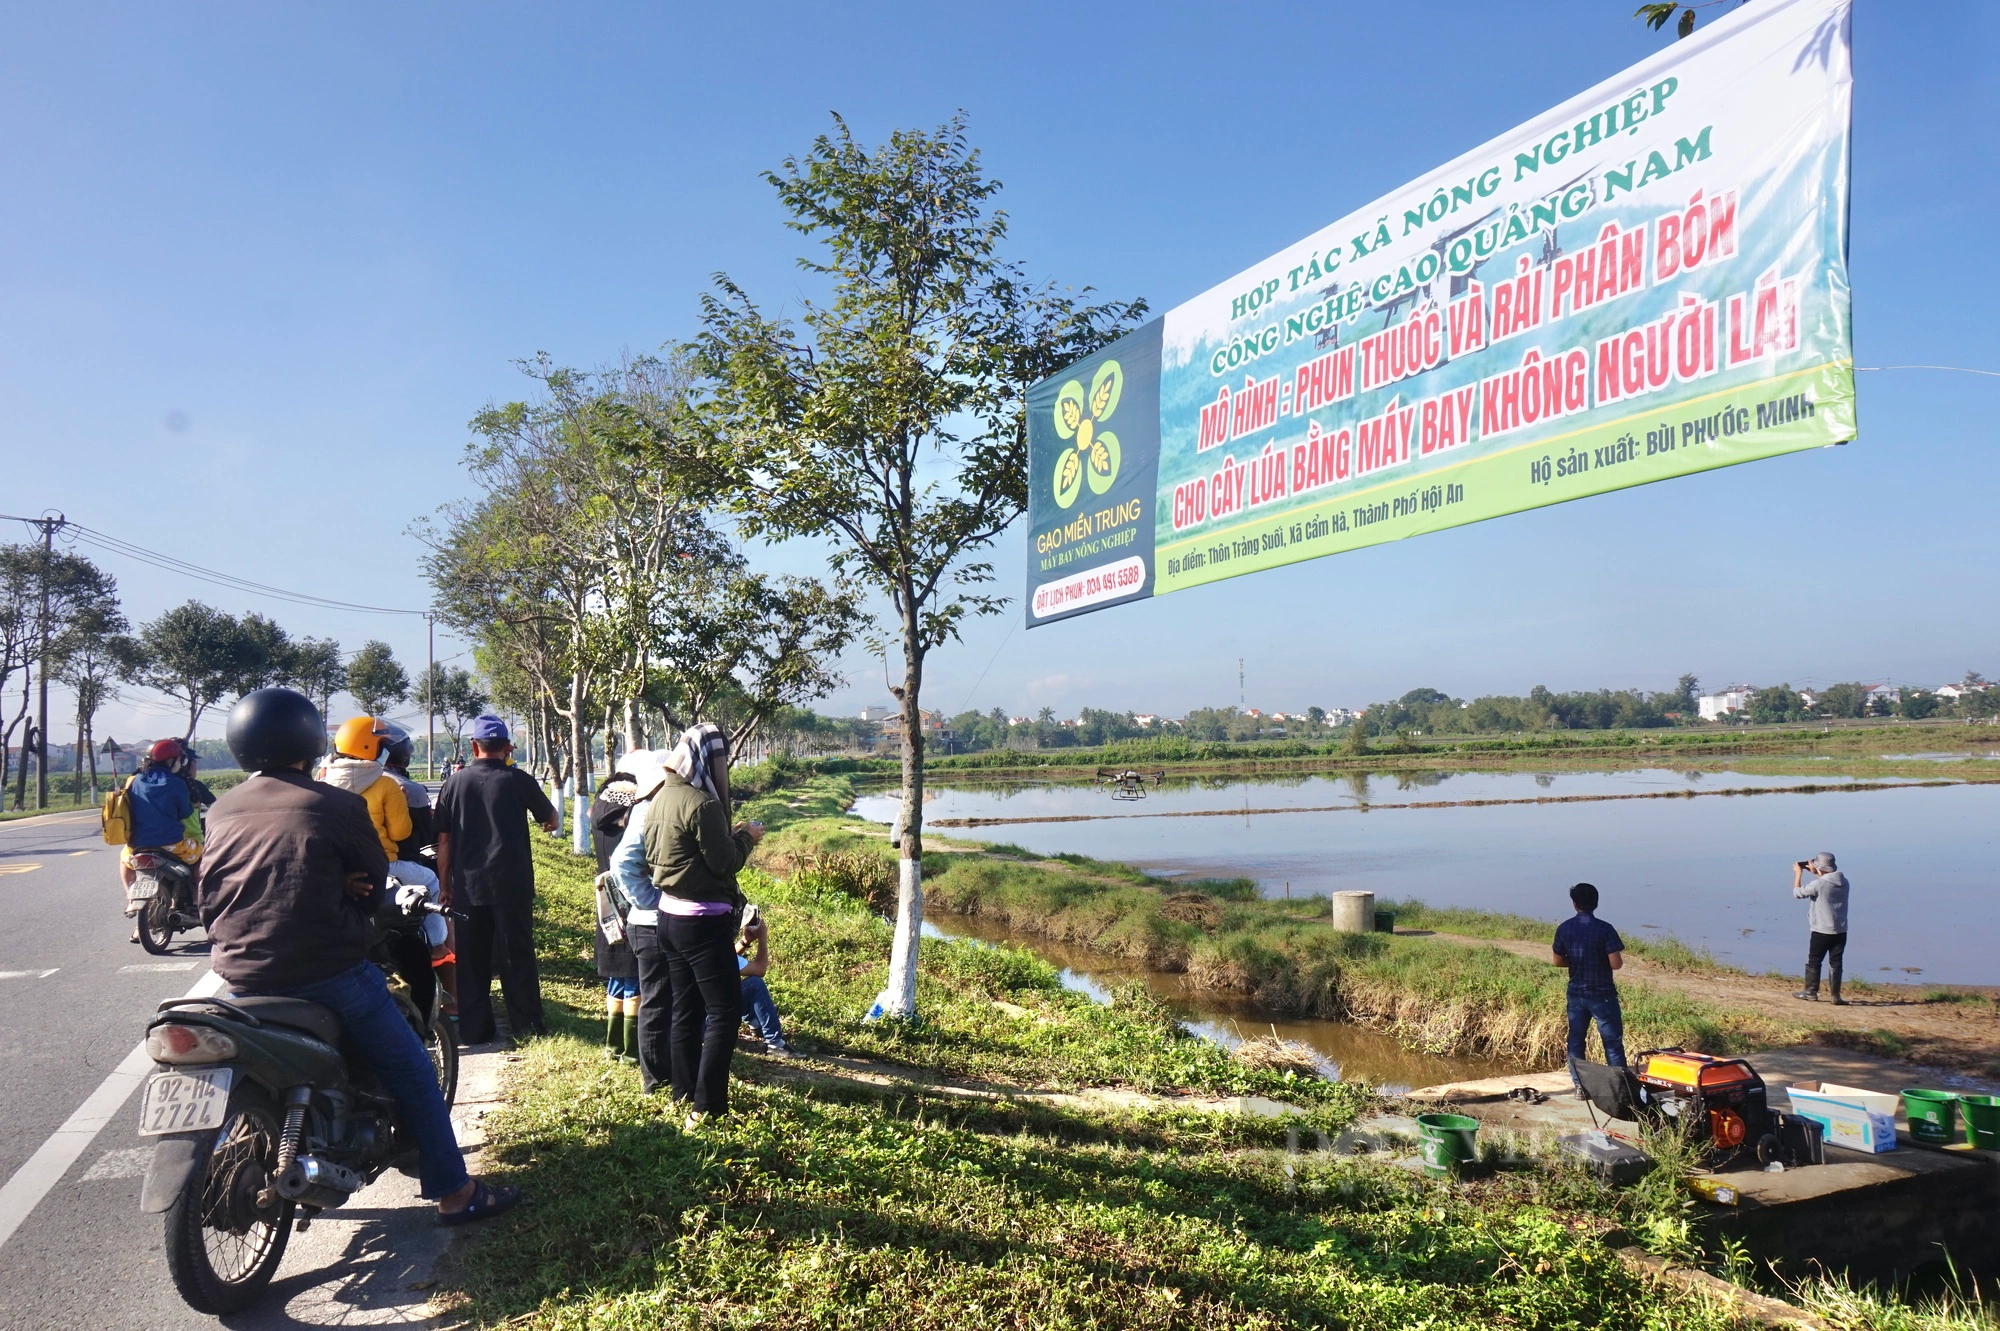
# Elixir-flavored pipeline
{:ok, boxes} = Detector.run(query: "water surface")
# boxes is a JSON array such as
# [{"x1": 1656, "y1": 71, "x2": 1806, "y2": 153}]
[
  {"x1": 922, "y1": 914, "x2": 1502, "y2": 1092},
  {"x1": 859, "y1": 769, "x2": 2000, "y2": 985}
]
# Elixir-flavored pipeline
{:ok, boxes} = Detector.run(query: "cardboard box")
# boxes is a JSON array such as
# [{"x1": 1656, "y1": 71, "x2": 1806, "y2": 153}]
[{"x1": 1788, "y1": 1083, "x2": 1898, "y2": 1153}]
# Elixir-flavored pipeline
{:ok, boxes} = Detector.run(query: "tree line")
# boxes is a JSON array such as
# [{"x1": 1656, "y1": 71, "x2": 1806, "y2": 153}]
[{"x1": 0, "y1": 541, "x2": 489, "y2": 808}]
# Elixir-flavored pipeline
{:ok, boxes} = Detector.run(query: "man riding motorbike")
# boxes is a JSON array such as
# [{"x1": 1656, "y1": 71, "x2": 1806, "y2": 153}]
[
  {"x1": 122, "y1": 738, "x2": 209, "y2": 943},
  {"x1": 198, "y1": 687, "x2": 518, "y2": 1223}
]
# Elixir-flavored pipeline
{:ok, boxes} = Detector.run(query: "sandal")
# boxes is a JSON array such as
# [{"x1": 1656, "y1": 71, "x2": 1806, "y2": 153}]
[
  {"x1": 1506, "y1": 1087, "x2": 1548, "y2": 1105},
  {"x1": 437, "y1": 1180, "x2": 524, "y2": 1227}
]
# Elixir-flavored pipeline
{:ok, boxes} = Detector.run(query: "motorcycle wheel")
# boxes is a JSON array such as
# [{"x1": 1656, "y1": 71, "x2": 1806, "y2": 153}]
[
  {"x1": 427, "y1": 1007, "x2": 459, "y2": 1109},
  {"x1": 138, "y1": 889, "x2": 177, "y2": 955},
  {"x1": 162, "y1": 1083, "x2": 295, "y2": 1315}
]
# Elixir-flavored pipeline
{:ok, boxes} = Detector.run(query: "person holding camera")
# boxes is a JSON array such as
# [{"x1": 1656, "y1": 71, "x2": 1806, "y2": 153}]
[{"x1": 1792, "y1": 852, "x2": 1850, "y2": 1004}]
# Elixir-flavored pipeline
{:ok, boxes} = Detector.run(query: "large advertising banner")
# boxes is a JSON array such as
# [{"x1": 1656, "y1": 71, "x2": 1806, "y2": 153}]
[{"x1": 1026, "y1": 0, "x2": 1854, "y2": 627}]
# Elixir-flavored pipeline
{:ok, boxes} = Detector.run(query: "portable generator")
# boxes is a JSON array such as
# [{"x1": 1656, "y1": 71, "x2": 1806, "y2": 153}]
[{"x1": 1633, "y1": 1048, "x2": 1772, "y2": 1161}]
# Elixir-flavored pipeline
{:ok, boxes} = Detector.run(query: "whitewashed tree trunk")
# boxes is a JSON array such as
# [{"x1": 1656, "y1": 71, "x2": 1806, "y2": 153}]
[{"x1": 881, "y1": 605, "x2": 925, "y2": 1019}]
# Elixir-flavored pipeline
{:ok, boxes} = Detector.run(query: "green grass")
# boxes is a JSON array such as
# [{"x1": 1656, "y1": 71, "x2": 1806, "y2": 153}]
[{"x1": 448, "y1": 827, "x2": 1749, "y2": 1330}]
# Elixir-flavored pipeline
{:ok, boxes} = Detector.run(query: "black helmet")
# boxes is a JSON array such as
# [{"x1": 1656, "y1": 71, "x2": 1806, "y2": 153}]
[
  {"x1": 379, "y1": 721, "x2": 415, "y2": 770},
  {"x1": 226, "y1": 688, "x2": 327, "y2": 773}
]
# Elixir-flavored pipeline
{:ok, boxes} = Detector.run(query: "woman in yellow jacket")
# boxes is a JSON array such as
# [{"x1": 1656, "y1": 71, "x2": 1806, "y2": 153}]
[{"x1": 319, "y1": 717, "x2": 448, "y2": 952}]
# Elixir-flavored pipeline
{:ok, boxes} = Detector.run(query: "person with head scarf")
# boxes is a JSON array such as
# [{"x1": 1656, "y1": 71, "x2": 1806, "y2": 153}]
[{"x1": 638, "y1": 724, "x2": 762, "y2": 1127}]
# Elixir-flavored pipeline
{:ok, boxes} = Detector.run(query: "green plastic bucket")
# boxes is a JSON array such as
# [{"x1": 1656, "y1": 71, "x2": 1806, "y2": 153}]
[
  {"x1": 1416, "y1": 1112, "x2": 1480, "y2": 1176},
  {"x1": 1959, "y1": 1094, "x2": 2000, "y2": 1151},
  {"x1": 1901, "y1": 1089, "x2": 1960, "y2": 1145}
]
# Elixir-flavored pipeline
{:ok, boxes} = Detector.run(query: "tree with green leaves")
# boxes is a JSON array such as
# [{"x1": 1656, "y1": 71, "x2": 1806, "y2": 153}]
[
  {"x1": 3, "y1": 546, "x2": 120, "y2": 803},
  {"x1": 697, "y1": 115, "x2": 1146, "y2": 1018},
  {"x1": 123, "y1": 601, "x2": 250, "y2": 739},
  {"x1": 420, "y1": 663, "x2": 489, "y2": 760},
  {"x1": 345, "y1": 640, "x2": 409, "y2": 718},
  {"x1": 56, "y1": 602, "x2": 130, "y2": 800},
  {"x1": 231, "y1": 612, "x2": 294, "y2": 697},
  {"x1": 285, "y1": 636, "x2": 347, "y2": 719}
]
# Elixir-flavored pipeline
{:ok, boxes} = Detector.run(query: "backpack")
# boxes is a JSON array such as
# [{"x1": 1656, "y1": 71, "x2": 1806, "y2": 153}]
[{"x1": 101, "y1": 778, "x2": 133, "y2": 846}]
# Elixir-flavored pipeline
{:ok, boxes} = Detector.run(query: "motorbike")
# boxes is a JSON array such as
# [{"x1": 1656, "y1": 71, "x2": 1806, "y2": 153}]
[
  {"x1": 127, "y1": 848, "x2": 200, "y2": 954},
  {"x1": 136, "y1": 887, "x2": 460, "y2": 1314}
]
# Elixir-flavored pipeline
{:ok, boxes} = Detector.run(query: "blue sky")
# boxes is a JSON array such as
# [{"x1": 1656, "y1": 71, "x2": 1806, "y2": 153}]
[{"x1": 3, "y1": 0, "x2": 1993, "y2": 740}]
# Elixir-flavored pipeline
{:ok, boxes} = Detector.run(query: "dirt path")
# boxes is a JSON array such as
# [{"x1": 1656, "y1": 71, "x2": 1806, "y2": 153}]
[{"x1": 1422, "y1": 931, "x2": 2000, "y2": 1074}]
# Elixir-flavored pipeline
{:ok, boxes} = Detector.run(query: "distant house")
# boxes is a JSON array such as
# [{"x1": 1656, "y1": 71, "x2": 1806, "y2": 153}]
[
  {"x1": 858, "y1": 705, "x2": 896, "y2": 723},
  {"x1": 1935, "y1": 683, "x2": 1984, "y2": 701},
  {"x1": 1698, "y1": 688, "x2": 1753, "y2": 721},
  {"x1": 1008, "y1": 716, "x2": 1032, "y2": 727},
  {"x1": 1866, "y1": 684, "x2": 1901, "y2": 707},
  {"x1": 1133, "y1": 714, "x2": 1159, "y2": 727},
  {"x1": 1244, "y1": 708, "x2": 1263, "y2": 718}
]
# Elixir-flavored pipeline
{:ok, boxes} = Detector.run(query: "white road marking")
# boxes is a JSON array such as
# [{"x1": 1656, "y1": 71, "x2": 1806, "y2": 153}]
[
  {"x1": 0, "y1": 864, "x2": 42, "y2": 875},
  {"x1": 0, "y1": 969, "x2": 59, "y2": 980},
  {"x1": 79, "y1": 1147, "x2": 153, "y2": 1182},
  {"x1": 118, "y1": 961, "x2": 198, "y2": 973},
  {"x1": 0, "y1": 967, "x2": 223, "y2": 1252}
]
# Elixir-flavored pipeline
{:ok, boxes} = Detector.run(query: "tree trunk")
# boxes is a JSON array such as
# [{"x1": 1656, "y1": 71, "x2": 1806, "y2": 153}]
[
  {"x1": 567, "y1": 669, "x2": 589, "y2": 796},
  {"x1": 621, "y1": 697, "x2": 644, "y2": 760},
  {"x1": 72, "y1": 704, "x2": 85, "y2": 806},
  {"x1": 85, "y1": 721, "x2": 98, "y2": 798},
  {"x1": 881, "y1": 602, "x2": 926, "y2": 1020}
]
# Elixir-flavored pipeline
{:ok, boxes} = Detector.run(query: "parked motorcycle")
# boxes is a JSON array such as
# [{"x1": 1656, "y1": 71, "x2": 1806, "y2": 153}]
[
  {"x1": 127, "y1": 849, "x2": 200, "y2": 954},
  {"x1": 137, "y1": 889, "x2": 459, "y2": 1314}
]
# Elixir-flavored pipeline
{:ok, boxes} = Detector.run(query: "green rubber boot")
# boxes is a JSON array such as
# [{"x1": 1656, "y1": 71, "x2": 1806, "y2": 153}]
[{"x1": 604, "y1": 996, "x2": 625, "y2": 1059}]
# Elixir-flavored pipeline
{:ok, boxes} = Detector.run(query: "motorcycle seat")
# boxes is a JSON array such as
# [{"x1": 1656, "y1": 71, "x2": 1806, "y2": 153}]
[{"x1": 168, "y1": 995, "x2": 342, "y2": 1046}]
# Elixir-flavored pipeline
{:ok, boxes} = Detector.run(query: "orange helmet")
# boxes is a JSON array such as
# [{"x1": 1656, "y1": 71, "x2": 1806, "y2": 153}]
[{"x1": 333, "y1": 716, "x2": 390, "y2": 761}]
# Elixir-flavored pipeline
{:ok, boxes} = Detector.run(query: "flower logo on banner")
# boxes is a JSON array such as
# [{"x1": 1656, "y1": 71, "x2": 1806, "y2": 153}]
[{"x1": 1051, "y1": 359, "x2": 1124, "y2": 509}]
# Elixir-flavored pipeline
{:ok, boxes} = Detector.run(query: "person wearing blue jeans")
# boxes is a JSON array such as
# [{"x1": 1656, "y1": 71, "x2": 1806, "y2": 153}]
[
  {"x1": 1551, "y1": 881, "x2": 1626, "y2": 1094},
  {"x1": 240, "y1": 958, "x2": 469, "y2": 1202},
  {"x1": 735, "y1": 915, "x2": 791, "y2": 1056},
  {"x1": 198, "y1": 687, "x2": 519, "y2": 1225}
]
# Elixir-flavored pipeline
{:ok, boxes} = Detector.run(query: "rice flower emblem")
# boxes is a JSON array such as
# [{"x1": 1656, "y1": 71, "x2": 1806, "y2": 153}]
[{"x1": 1051, "y1": 359, "x2": 1124, "y2": 509}]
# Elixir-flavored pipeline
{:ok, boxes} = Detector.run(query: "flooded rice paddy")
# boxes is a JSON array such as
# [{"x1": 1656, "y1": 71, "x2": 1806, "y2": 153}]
[{"x1": 857, "y1": 767, "x2": 2000, "y2": 987}]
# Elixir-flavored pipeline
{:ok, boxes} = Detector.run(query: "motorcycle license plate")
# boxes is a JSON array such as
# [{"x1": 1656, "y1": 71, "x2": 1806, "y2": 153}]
[
  {"x1": 138, "y1": 1068, "x2": 233, "y2": 1136},
  {"x1": 128, "y1": 878, "x2": 160, "y2": 901}
]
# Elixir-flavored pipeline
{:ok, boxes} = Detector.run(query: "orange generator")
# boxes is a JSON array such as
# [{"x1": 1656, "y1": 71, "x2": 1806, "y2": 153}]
[{"x1": 1633, "y1": 1048, "x2": 1771, "y2": 1159}]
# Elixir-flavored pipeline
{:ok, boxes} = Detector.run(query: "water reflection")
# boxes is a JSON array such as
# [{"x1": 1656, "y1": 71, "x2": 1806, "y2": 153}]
[{"x1": 921, "y1": 915, "x2": 1503, "y2": 1092}]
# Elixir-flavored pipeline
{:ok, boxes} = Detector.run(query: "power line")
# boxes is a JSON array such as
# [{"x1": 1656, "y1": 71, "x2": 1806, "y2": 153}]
[
  {"x1": 54, "y1": 521, "x2": 427, "y2": 616},
  {"x1": 1856, "y1": 364, "x2": 2000, "y2": 379}
]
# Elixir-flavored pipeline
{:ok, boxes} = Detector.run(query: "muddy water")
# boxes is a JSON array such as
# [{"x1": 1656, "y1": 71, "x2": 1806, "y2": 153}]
[
  {"x1": 858, "y1": 768, "x2": 2000, "y2": 985},
  {"x1": 921, "y1": 912, "x2": 1510, "y2": 1093}
]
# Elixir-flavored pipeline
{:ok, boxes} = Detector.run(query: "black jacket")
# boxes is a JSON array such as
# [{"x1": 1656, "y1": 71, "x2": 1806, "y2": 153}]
[{"x1": 198, "y1": 769, "x2": 388, "y2": 990}]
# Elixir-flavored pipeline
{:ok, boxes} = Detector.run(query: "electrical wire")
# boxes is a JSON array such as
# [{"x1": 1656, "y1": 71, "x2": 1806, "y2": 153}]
[
  {"x1": 60, "y1": 522, "x2": 428, "y2": 616},
  {"x1": 1856, "y1": 365, "x2": 2000, "y2": 379}
]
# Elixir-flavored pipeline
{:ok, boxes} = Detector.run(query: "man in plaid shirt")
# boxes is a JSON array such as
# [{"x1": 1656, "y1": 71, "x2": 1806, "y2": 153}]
[{"x1": 1552, "y1": 881, "x2": 1626, "y2": 1092}]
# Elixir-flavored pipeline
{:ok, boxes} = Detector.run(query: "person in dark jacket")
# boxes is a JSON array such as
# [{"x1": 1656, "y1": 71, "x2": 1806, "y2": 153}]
[
  {"x1": 640, "y1": 725, "x2": 761, "y2": 1126},
  {"x1": 434, "y1": 716, "x2": 558, "y2": 1045},
  {"x1": 199, "y1": 687, "x2": 517, "y2": 1224},
  {"x1": 590, "y1": 761, "x2": 645, "y2": 1062}
]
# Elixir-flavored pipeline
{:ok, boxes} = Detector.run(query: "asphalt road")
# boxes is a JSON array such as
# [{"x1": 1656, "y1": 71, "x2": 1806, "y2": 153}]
[{"x1": 0, "y1": 808, "x2": 503, "y2": 1329}]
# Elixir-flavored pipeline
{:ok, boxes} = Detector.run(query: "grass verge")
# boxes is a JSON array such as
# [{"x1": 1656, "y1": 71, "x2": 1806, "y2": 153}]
[{"x1": 447, "y1": 810, "x2": 1756, "y2": 1329}]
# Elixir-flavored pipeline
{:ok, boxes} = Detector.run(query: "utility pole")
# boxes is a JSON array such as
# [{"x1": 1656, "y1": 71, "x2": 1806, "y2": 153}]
[
  {"x1": 1239, "y1": 657, "x2": 1245, "y2": 711},
  {"x1": 424, "y1": 610, "x2": 435, "y2": 781},
  {"x1": 31, "y1": 513, "x2": 65, "y2": 810}
]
